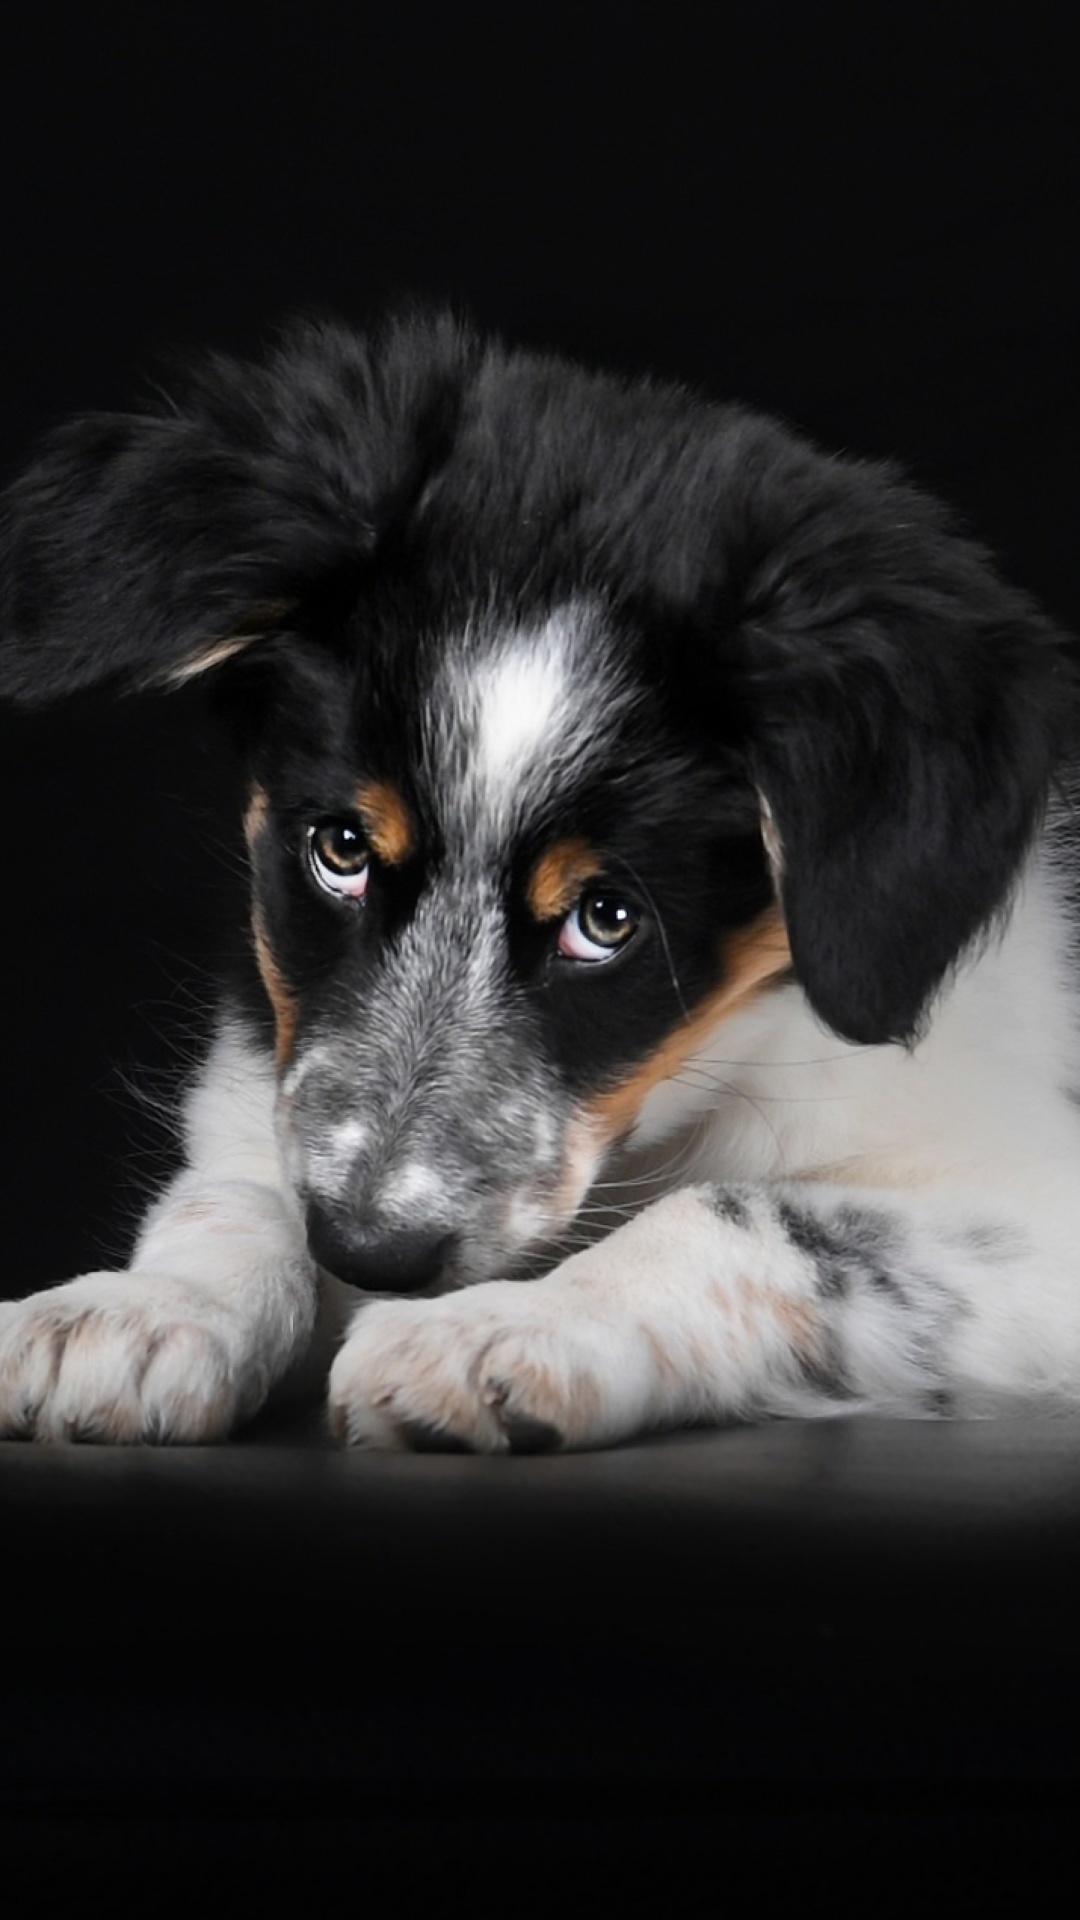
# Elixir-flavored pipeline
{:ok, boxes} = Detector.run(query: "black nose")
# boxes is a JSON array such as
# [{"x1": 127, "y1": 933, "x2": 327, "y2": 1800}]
[{"x1": 305, "y1": 1203, "x2": 457, "y2": 1293}]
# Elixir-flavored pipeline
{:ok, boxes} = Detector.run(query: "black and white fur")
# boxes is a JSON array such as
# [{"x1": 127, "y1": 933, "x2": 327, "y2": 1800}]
[{"x1": 1, "y1": 312, "x2": 1077, "y2": 1451}]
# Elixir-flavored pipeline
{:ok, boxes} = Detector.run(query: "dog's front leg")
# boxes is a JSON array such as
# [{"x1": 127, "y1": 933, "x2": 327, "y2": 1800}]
[
  {"x1": 0, "y1": 1170, "x2": 318, "y2": 1442},
  {"x1": 329, "y1": 1179, "x2": 1070, "y2": 1450}
]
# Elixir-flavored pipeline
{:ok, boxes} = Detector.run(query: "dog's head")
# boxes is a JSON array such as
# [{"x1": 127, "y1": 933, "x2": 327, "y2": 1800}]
[{"x1": 1, "y1": 315, "x2": 1072, "y2": 1290}]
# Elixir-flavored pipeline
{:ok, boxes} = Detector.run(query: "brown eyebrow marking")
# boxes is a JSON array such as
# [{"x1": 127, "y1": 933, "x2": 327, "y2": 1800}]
[
  {"x1": 356, "y1": 781, "x2": 416, "y2": 866},
  {"x1": 581, "y1": 907, "x2": 792, "y2": 1146},
  {"x1": 527, "y1": 837, "x2": 602, "y2": 922}
]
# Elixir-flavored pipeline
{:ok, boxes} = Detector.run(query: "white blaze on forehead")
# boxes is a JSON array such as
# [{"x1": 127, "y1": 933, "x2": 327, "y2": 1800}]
[
  {"x1": 434, "y1": 602, "x2": 630, "y2": 847},
  {"x1": 474, "y1": 634, "x2": 572, "y2": 787}
]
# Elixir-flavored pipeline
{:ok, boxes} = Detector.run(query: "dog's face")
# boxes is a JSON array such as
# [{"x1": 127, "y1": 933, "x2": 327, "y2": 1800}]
[
  {"x1": 242, "y1": 587, "x2": 783, "y2": 1289},
  {"x1": 0, "y1": 313, "x2": 1069, "y2": 1292}
]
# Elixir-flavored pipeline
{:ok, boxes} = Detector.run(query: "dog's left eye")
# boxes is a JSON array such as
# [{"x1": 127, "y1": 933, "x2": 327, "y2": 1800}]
[
  {"x1": 307, "y1": 820, "x2": 370, "y2": 899},
  {"x1": 558, "y1": 889, "x2": 640, "y2": 963}
]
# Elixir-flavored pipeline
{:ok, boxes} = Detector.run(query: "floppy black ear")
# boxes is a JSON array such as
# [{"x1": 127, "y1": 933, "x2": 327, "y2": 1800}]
[
  {"x1": 726, "y1": 444, "x2": 1075, "y2": 1046},
  {"x1": 0, "y1": 313, "x2": 475, "y2": 704}
]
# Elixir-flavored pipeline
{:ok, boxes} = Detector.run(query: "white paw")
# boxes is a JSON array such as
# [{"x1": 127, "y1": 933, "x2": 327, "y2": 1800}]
[
  {"x1": 0, "y1": 1273, "x2": 254, "y2": 1443},
  {"x1": 327, "y1": 1275, "x2": 659, "y2": 1452}
]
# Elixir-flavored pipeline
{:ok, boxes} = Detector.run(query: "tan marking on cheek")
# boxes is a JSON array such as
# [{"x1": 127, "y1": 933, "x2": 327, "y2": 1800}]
[
  {"x1": 582, "y1": 908, "x2": 792, "y2": 1148},
  {"x1": 252, "y1": 906, "x2": 298, "y2": 1069},
  {"x1": 244, "y1": 783, "x2": 269, "y2": 851},
  {"x1": 356, "y1": 781, "x2": 416, "y2": 866},
  {"x1": 527, "y1": 838, "x2": 601, "y2": 922},
  {"x1": 243, "y1": 788, "x2": 297, "y2": 1066}
]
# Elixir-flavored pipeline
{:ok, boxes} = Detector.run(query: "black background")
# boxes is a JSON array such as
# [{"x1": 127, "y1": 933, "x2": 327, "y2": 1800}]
[{"x1": 1, "y1": 2, "x2": 1078, "y2": 1887}]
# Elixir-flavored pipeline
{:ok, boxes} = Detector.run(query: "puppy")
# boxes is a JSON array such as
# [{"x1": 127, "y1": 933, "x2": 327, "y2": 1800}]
[{"x1": 0, "y1": 312, "x2": 1077, "y2": 1450}]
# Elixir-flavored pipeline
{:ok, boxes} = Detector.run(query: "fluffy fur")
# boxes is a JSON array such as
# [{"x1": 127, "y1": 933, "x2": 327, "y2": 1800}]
[{"x1": 0, "y1": 312, "x2": 1077, "y2": 1450}]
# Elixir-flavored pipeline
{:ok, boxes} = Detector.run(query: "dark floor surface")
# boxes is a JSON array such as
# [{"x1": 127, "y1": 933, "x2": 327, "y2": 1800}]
[{"x1": 5, "y1": 1408, "x2": 1080, "y2": 1783}]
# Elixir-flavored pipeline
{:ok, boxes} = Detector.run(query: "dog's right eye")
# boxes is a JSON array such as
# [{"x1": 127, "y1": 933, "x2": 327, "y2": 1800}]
[
  {"x1": 558, "y1": 889, "x2": 641, "y2": 962},
  {"x1": 306, "y1": 820, "x2": 370, "y2": 900}
]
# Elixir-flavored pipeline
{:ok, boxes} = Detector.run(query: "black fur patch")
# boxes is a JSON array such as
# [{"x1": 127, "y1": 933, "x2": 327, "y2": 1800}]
[
  {"x1": 776, "y1": 1198, "x2": 906, "y2": 1301},
  {"x1": 710, "y1": 1187, "x2": 754, "y2": 1231}
]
